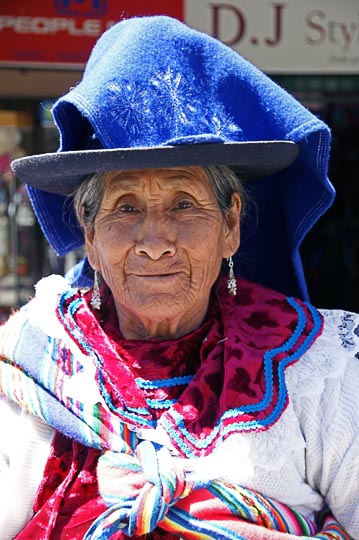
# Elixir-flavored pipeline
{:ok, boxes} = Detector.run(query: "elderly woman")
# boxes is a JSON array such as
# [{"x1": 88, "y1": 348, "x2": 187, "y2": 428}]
[{"x1": 1, "y1": 15, "x2": 359, "y2": 540}]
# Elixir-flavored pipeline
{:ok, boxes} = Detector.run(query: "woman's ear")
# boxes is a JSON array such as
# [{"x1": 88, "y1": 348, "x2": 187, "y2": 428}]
[
  {"x1": 84, "y1": 230, "x2": 98, "y2": 272},
  {"x1": 223, "y1": 192, "x2": 241, "y2": 258}
]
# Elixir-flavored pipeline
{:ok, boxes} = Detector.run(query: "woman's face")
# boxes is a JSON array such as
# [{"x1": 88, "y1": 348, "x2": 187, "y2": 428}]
[{"x1": 85, "y1": 167, "x2": 241, "y2": 339}]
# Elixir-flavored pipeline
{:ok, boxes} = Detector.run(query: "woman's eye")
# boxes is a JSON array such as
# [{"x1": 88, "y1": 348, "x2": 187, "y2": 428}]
[
  {"x1": 119, "y1": 203, "x2": 138, "y2": 213},
  {"x1": 175, "y1": 200, "x2": 193, "y2": 210}
]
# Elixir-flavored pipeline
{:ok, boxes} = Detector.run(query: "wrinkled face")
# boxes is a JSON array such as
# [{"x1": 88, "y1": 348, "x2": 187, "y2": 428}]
[{"x1": 85, "y1": 167, "x2": 241, "y2": 339}]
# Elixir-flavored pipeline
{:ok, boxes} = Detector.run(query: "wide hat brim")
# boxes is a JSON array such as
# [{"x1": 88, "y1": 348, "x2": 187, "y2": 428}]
[{"x1": 11, "y1": 140, "x2": 299, "y2": 196}]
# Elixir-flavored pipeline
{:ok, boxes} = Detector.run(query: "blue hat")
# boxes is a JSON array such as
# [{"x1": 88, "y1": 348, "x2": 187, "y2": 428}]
[{"x1": 11, "y1": 15, "x2": 333, "y2": 300}]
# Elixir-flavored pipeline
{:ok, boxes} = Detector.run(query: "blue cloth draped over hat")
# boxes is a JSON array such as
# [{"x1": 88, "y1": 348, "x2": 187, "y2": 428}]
[{"x1": 13, "y1": 15, "x2": 333, "y2": 300}]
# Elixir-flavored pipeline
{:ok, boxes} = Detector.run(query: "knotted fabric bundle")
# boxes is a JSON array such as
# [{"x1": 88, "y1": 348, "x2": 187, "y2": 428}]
[
  {"x1": 84, "y1": 439, "x2": 349, "y2": 540},
  {"x1": 86, "y1": 440, "x2": 194, "y2": 538}
]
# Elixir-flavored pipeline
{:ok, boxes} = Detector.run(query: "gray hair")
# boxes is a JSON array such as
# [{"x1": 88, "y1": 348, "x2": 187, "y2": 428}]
[{"x1": 73, "y1": 165, "x2": 246, "y2": 235}]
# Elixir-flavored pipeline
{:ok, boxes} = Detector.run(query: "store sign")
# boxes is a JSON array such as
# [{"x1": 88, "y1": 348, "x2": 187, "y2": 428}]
[
  {"x1": 0, "y1": 0, "x2": 183, "y2": 67},
  {"x1": 185, "y1": 0, "x2": 359, "y2": 73},
  {"x1": 0, "y1": 0, "x2": 359, "y2": 73}
]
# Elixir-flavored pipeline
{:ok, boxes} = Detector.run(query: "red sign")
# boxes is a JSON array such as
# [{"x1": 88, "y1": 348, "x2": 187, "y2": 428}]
[{"x1": 0, "y1": 0, "x2": 184, "y2": 68}]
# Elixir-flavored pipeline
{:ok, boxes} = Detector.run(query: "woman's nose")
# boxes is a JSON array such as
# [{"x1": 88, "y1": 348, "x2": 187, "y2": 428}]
[{"x1": 134, "y1": 213, "x2": 176, "y2": 260}]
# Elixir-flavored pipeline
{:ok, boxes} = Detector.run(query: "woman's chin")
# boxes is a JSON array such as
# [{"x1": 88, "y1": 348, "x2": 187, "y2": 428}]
[
  {"x1": 115, "y1": 288, "x2": 207, "y2": 339},
  {"x1": 128, "y1": 291, "x2": 190, "y2": 321}
]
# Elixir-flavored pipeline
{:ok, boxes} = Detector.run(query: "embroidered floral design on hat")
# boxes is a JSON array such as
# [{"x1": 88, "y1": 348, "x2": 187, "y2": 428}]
[
  {"x1": 151, "y1": 68, "x2": 196, "y2": 133},
  {"x1": 106, "y1": 81, "x2": 148, "y2": 140}
]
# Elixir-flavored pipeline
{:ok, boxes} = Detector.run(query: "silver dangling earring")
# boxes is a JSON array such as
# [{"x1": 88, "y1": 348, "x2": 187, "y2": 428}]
[
  {"x1": 227, "y1": 256, "x2": 237, "y2": 296},
  {"x1": 91, "y1": 270, "x2": 101, "y2": 310}
]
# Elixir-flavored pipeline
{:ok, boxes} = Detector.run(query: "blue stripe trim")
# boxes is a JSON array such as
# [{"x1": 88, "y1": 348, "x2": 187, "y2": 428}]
[
  {"x1": 146, "y1": 398, "x2": 177, "y2": 409},
  {"x1": 136, "y1": 374, "x2": 194, "y2": 389}
]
